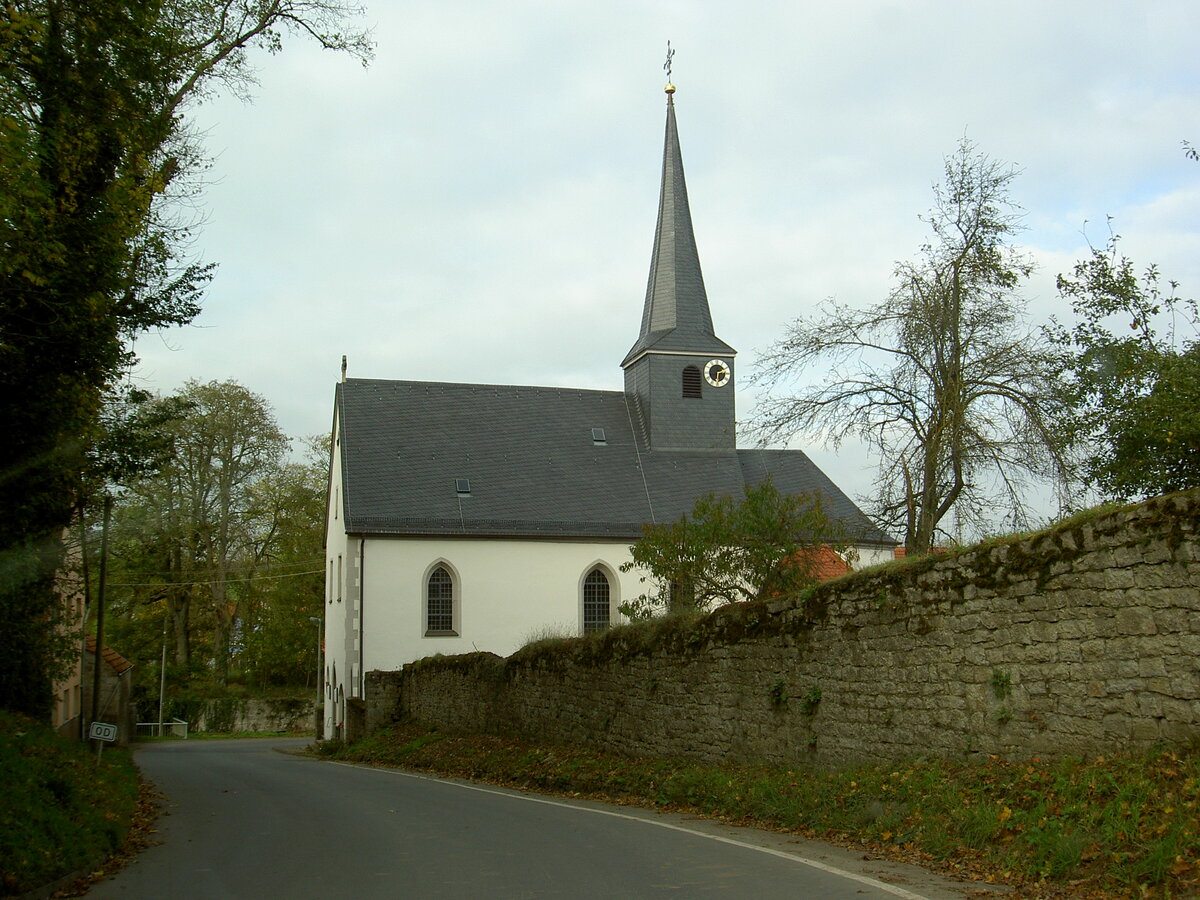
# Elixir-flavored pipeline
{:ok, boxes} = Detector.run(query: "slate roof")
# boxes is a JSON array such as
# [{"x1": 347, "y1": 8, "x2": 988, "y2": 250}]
[
  {"x1": 622, "y1": 93, "x2": 735, "y2": 367},
  {"x1": 336, "y1": 378, "x2": 891, "y2": 544}
]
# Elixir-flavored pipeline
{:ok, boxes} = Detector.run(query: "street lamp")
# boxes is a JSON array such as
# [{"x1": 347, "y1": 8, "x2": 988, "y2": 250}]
[
  {"x1": 157, "y1": 613, "x2": 168, "y2": 736},
  {"x1": 308, "y1": 616, "x2": 322, "y2": 738}
]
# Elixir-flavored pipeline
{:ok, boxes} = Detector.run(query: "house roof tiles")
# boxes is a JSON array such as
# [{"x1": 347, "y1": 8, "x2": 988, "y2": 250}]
[{"x1": 85, "y1": 636, "x2": 134, "y2": 675}]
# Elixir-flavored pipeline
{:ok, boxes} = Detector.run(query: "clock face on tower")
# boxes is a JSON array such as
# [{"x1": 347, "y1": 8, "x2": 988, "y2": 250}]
[{"x1": 704, "y1": 359, "x2": 731, "y2": 387}]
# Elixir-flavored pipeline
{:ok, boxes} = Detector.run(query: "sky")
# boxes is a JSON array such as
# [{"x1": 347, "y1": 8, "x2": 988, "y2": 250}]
[{"x1": 130, "y1": 0, "x2": 1200, "y2": 513}]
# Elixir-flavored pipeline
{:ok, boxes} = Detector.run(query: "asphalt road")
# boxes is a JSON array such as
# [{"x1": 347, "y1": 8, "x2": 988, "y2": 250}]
[{"x1": 86, "y1": 738, "x2": 991, "y2": 899}]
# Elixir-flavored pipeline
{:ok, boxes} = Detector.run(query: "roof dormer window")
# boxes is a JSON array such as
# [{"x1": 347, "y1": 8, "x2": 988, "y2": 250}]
[
  {"x1": 455, "y1": 478, "x2": 471, "y2": 495},
  {"x1": 591, "y1": 427, "x2": 607, "y2": 445}
]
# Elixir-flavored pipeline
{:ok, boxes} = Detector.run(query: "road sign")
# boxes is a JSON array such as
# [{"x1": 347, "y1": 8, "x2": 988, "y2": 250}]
[{"x1": 89, "y1": 721, "x2": 118, "y2": 742}]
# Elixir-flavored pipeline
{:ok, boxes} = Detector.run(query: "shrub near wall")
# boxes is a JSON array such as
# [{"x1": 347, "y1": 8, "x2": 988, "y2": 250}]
[{"x1": 381, "y1": 490, "x2": 1200, "y2": 769}]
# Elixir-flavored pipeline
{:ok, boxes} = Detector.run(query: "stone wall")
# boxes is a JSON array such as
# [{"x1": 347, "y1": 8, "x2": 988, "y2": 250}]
[
  {"x1": 376, "y1": 490, "x2": 1200, "y2": 768},
  {"x1": 365, "y1": 670, "x2": 404, "y2": 736},
  {"x1": 163, "y1": 697, "x2": 315, "y2": 734}
]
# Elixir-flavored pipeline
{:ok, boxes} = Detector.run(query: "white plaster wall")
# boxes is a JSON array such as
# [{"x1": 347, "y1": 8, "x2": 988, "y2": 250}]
[
  {"x1": 847, "y1": 543, "x2": 898, "y2": 570},
  {"x1": 322, "y1": 409, "x2": 357, "y2": 738},
  {"x1": 361, "y1": 537, "x2": 641, "y2": 672}
]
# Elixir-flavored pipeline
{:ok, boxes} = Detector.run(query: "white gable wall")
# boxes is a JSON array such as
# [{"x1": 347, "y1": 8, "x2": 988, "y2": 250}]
[
  {"x1": 846, "y1": 544, "x2": 895, "y2": 569},
  {"x1": 322, "y1": 408, "x2": 355, "y2": 739}
]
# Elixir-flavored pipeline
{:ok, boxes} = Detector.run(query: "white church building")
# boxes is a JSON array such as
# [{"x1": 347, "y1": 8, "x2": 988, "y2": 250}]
[{"x1": 320, "y1": 83, "x2": 894, "y2": 737}]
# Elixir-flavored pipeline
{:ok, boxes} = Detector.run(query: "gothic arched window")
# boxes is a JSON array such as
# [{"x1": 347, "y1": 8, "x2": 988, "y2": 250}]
[
  {"x1": 582, "y1": 568, "x2": 611, "y2": 634},
  {"x1": 426, "y1": 565, "x2": 455, "y2": 634}
]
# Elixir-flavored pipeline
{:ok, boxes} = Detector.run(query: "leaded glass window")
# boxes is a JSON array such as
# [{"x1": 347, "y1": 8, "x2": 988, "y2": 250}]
[
  {"x1": 427, "y1": 566, "x2": 454, "y2": 633},
  {"x1": 583, "y1": 568, "x2": 610, "y2": 634}
]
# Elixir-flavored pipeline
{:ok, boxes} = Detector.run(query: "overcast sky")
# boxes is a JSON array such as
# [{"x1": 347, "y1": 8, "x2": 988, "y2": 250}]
[{"x1": 130, "y1": 0, "x2": 1200, "y2": 511}]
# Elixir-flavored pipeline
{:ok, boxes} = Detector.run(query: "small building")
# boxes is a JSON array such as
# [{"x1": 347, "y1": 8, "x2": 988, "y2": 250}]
[
  {"x1": 82, "y1": 636, "x2": 135, "y2": 745},
  {"x1": 321, "y1": 84, "x2": 894, "y2": 738},
  {"x1": 50, "y1": 554, "x2": 85, "y2": 739}
]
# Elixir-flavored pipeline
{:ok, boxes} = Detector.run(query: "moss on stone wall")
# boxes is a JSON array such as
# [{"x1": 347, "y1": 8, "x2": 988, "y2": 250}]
[
  {"x1": 163, "y1": 697, "x2": 312, "y2": 733},
  {"x1": 383, "y1": 490, "x2": 1200, "y2": 768}
]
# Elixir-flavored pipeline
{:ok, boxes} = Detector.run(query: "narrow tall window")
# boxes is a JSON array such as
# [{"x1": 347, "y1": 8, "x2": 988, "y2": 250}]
[
  {"x1": 682, "y1": 365, "x2": 703, "y2": 399},
  {"x1": 426, "y1": 566, "x2": 455, "y2": 634},
  {"x1": 583, "y1": 568, "x2": 611, "y2": 634}
]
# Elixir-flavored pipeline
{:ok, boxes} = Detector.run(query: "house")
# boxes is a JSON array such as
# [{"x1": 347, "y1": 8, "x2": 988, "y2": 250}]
[
  {"x1": 792, "y1": 545, "x2": 854, "y2": 582},
  {"x1": 82, "y1": 636, "x2": 135, "y2": 745},
  {"x1": 321, "y1": 83, "x2": 894, "y2": 738},
  {"x1": 50, "y1": 545, "x2": 85, "y2": 739}
]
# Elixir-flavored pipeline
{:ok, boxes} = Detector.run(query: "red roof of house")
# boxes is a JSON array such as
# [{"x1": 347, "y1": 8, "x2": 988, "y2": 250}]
[
  {"x1": 85, "y1": 636, "x2": 134, "y2": 675},
  {"x1": 780, "y1": 545, "x2": 852, "y2": 582},
  {"x1": 800, "y1": 545, "x2": 852, "y2": 581}
]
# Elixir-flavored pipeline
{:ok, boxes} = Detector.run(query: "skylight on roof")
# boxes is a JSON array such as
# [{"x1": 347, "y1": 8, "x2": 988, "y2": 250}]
[
  {"x1": 592, "y1": 428, "x2": 607, "y2": 445},
  {"x1": 455, "y1": 478, "x2": 471, "y2": 495}
]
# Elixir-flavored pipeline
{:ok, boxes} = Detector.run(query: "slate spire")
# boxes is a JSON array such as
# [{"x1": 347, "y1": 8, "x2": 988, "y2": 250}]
[{"x1": 622, "y1": 84, "x2": 735, "y2": 368}]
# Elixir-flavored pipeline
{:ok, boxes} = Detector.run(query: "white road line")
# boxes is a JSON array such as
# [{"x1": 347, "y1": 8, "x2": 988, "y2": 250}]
[{"x1": 330, "y1": 760, "x2": 933, "y2": 900}]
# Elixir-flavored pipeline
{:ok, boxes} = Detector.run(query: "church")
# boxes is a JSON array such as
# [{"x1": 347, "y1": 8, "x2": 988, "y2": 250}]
[{"x1": 320, "y1": 82, "x2": 893, "y2": 736}]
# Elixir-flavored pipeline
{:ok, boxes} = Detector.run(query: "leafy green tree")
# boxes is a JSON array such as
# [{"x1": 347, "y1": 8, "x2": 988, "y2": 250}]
[
  {"x1": 82, "y1": 500, "x2": 179, "y2": 710},
  {"x1": 753, "y1": 139, "x2": 1070, "y2": 554},
  {"x1": 234, "y1": 440, "x2": 326, "y2": 687},
  {"x1": 1050, "y1": 231, "x2": 1199, "y2": 500},
  {"x1": 99, "y1": 433, "x2": 324, "y2": 698},
  {"x1": 0, "y1": 0, "x2": 369, "y2": 717},
  {"x1": 619, "y1": 481, "x2": 842, "y2": 619},
  {"x1": 137, "y1": 381, "x2": 288, "y2": 682},
  {"x1": 97, "y1": 382, "x2": 322, "y2": 696}
]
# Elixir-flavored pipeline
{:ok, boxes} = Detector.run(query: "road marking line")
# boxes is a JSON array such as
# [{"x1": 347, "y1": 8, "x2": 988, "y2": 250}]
[{"x1": 329, "y1": 761, "x2": 933, "y2": 900}]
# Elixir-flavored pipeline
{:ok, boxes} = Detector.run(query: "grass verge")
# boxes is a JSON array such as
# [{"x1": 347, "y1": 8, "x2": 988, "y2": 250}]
[
  {"x1": 0, "y1": 711, "x2": 140, "y2": 896},
  {"x1": 323, "y1": 722, "x2": 1200, "y2": 899}
]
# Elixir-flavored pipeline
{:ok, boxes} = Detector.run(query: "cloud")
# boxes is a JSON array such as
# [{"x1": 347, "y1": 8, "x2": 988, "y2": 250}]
[{"x1": 132, "y1": 0, "x2": 1200, "y2": 510}]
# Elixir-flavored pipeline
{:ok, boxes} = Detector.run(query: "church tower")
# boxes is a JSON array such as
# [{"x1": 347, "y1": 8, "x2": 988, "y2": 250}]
[{"x1": 622, "y1": 81, "x2": 736, "y2": 452}]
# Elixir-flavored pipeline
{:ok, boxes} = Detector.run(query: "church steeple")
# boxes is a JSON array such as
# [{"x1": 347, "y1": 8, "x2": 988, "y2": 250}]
[
  {"x1": 622, "y1": 77, "x2": 737, "y2": 452},
  {"x1": 622, "y1": 85, "x2": 735, "y2": 368}
]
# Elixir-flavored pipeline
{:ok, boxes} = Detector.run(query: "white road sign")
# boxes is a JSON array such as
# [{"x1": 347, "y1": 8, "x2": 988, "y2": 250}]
[{"x1": 89, "y1": 721, "x2": 118, "y2": 742}]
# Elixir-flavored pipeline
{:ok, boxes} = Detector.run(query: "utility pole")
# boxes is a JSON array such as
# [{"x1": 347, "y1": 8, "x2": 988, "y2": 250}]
[
  {"x1": 88, "y1": 494, "x2": 112, "y2": 753},
  {"x1": 89, "y1": 493, "x2": 112, "y2": 743}
]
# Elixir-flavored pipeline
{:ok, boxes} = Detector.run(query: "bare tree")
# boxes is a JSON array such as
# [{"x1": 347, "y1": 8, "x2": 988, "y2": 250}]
[{"x1": 753, "y1": 139, "x2": 1070, "y2": 554}]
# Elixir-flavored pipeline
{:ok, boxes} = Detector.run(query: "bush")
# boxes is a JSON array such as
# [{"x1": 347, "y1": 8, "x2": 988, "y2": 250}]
[{"x1": 0, "y1": 711, "x2": 139, "y2": 895}]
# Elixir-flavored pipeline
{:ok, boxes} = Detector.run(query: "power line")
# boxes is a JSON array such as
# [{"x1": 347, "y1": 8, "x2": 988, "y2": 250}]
[
  {"x1": 108, "y1": 568, "x2": 323, "y2": 588},
  {"x1": 101, "y1": 557, "x2": 325, "y2": 580}
]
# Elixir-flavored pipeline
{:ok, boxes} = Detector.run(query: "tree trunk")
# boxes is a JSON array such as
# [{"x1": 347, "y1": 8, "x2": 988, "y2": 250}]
[
  {"x1": 210, "y1": 574, "x2": 232, "y2": 685},
  {"x1": 168, "y1": 591, "x2": 190, "y2": 667}
]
